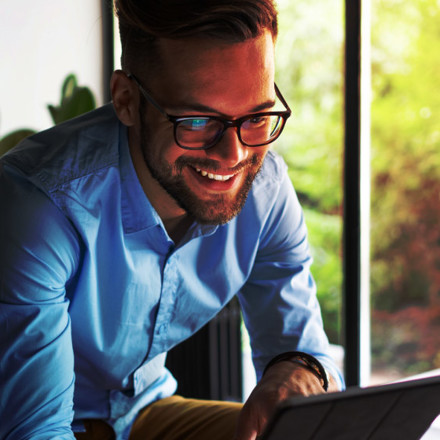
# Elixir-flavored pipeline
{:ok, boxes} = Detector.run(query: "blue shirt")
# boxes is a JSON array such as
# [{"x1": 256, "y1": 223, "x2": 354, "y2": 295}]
[{"x1": 0, "y1": 104, "x2": 344, "y2": 440}]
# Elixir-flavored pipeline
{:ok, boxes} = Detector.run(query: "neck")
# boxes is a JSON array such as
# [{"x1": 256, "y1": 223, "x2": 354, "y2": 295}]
[{"x1": 162, "y1": 214, "x2": 194, "y2": 244}]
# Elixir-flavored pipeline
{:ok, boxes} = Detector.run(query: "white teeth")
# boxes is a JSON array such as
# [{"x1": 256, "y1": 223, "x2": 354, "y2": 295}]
[{"x1": 195, "y1": 168, "x2": 233, "y2": 181}]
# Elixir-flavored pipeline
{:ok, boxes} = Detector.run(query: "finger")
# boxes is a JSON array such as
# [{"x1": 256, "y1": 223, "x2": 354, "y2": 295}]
[
  {"x1": 233, "y1": 427, "x2": 257, "y2": 440},
  {"x1": 234, "y1": 410, "x2": 259, "y2": 440}
]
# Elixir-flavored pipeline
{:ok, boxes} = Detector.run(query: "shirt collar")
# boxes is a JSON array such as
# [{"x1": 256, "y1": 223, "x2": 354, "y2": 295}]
[{"x1": 119, "y1": 125, "x2": 161, "y2": 234}]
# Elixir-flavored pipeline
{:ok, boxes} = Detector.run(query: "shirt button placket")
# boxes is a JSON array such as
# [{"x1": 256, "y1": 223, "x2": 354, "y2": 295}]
[{"x1": 153, "y1": 253, "x2": 178, "y2": 353}]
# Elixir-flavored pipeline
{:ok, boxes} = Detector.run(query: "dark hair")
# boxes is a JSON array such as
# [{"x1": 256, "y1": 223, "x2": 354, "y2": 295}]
[{"x1": 114, "y1": 0, "x2": 278, "y2": 75}]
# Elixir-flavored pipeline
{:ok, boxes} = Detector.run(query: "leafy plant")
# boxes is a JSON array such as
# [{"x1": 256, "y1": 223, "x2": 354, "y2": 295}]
[
  {"x1": 0, "y1": 74, "x2": 96, "y2": 156},
  {"x1": 47, "y1": 73, "x2": 96, "y2": 125}
]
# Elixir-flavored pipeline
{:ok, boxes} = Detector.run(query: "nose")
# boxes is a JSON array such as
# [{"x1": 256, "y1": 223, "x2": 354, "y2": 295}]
[{"x1": 206, "y1": 127, "x2": 248, "y2": 167}]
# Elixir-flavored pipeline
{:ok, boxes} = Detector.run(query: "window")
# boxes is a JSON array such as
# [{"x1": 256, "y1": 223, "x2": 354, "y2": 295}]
[
  {"x1": 369, "y1": 0, "x2": 440, "y2": 384},
  {"x1": 275, "y1": 0, "x2": 345, "y2": 352}
]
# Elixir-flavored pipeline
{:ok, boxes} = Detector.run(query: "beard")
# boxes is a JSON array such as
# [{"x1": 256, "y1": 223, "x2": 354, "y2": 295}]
[{"x1": 139, "y1": 109, "x2": 265, "y2": 225}]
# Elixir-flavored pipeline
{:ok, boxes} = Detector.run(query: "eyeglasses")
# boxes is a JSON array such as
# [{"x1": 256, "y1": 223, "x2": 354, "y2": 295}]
[{"x1": 128, "y1": 73, "x2": 292, "y2": 150}]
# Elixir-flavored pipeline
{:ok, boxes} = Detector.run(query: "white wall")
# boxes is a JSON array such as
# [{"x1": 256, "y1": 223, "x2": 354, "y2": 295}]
[{"x1": 1, "y1": 0, "x2": 104, "y2": 136}]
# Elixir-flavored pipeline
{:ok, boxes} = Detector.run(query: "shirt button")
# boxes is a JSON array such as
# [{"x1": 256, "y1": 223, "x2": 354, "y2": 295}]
[{"x1": 158, "y1": 323, "x2": 167, "y2": 334}]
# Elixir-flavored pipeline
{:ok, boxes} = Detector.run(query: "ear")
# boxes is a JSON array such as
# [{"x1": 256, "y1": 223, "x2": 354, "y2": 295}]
[{"x1": 110, "y1": 70, "x2": 138, "y2": 126}]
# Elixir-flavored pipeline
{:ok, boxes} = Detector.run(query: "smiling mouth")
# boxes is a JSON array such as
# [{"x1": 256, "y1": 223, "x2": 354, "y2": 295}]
[{"x1": 194, "y1": 167, "x2": 235, "y2": 182}]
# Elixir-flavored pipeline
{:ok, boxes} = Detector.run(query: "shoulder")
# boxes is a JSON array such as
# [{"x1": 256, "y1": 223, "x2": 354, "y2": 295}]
[
  {"x1": 232, "y1": 150, "x2": 307, "y2": 249},
  {"x1": 0, "y1": 104, "x2": 123, "y2": 193},
  {"x1": 0, "y1": 164, "x2": 81, "y2": 302},
  {"x1": 244, "y1": 150, "x2": 294, "y2": 216},
  {"x1": 253, "y1": 150, "x2": 288, "y2": 189}
]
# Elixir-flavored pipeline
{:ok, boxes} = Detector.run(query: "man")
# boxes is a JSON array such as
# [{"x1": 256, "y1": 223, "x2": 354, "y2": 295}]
[{"x1": 0, "y1": 1, "x2": 344, "y2": 439}]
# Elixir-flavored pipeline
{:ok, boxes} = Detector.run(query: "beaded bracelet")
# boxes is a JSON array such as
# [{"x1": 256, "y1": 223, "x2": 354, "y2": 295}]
[{"x1": 262, "y1": 351, "x2": 329, "y2": 392}]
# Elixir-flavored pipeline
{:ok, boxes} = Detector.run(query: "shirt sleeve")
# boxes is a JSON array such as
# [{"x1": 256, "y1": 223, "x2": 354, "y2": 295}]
[
  {"x1": 238, "y1": 170, "x2": 345, "y2": 390},
  {"x1": 0, "y1": 165, "x2": 80, "y2": 439}
]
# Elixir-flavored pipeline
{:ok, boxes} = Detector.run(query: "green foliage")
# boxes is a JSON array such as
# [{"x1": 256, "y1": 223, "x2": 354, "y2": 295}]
[
  {"x1": 275, "y1": 0, "x2": 344, "y2": 214},
  {"x1": 275, "y1": 0, "x2": 345, "y2": 344},
  {"x1": 47, "y1": 74, "x2": 96, "y2": 125},
  {"x1": 0, "y1": 129, "x2": 36, "y2": 156},
  {"x1": 370, "y1": 0, "x2": 440, "y2": 318},
  {"x1": 304, "y1": 209, "x2": 342, "y2": 343},
  {"x1": 0, "y1": 74, "x2": 96, "y2": 154},
  {"x1": 367, "y1": 0, "x2": 440, "y2": 375}
]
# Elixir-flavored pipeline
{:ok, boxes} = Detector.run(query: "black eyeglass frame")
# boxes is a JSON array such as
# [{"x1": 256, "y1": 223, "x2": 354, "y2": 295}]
[{"x1": 128, "y1": 73, "x2": 292, "y2": 150}]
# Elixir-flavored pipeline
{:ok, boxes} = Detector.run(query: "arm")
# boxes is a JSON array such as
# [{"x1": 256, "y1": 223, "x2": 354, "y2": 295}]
[
  {"x1": 0, "y1": 166, "x2": 80, "y2": 439},
  {"x1": 236, "y1": 170, "x2": 344, "y2": 439}
]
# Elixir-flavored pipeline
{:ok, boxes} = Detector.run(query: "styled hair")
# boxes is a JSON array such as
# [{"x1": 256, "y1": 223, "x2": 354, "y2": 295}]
[{"x1": 114, "y1": 0, "x2": 278, "y2": 75}]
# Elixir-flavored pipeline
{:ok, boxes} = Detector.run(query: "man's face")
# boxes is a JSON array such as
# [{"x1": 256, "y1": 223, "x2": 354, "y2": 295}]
[{"x1": 135, "y1": 30, "x2": 276, "y2": 225}]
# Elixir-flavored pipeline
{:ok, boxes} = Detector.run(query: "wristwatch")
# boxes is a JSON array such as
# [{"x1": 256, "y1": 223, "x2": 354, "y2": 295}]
[{"x1": 263, "y1": 351, "x2": 329, "y2": 392}]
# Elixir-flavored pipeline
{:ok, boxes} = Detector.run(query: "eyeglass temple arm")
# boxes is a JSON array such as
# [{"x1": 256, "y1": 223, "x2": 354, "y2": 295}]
[
  {"x1": 127, "y1": 73, "x2": 170, "y2": 118},
  {"x1": 274, "y1": 83, "x2": 292, "y2": 115}
]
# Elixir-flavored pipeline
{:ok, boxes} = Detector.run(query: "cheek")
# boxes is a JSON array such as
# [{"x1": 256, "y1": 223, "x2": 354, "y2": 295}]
[
  {"x1": 254, "y1": 146, "x2": 270, "y2": 165},
  {"x1": 158, "y1": 132, "x2": 183, "y2": 165},
  {"x1": 144, "y1": 115, "x2": 178, "y2": 161}
]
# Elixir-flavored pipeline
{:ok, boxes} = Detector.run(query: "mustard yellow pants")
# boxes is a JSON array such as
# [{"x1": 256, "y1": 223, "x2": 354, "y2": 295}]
[{"x1": 74, "y1": 395, "x2": 243, "y2": 440}]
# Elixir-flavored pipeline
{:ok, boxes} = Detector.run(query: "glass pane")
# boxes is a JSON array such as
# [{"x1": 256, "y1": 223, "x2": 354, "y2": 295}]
[
  {"x1": 370, "y1": 0, "x2": 440, "y2": 384},
  {"x1": 275, "y1": 0, "x2": 345, "y2": 354}
]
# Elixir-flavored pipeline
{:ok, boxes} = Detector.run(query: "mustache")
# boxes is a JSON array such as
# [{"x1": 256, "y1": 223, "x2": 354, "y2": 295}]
[{"x1": 174, "y1": 154, "x2": 260, "y2": 173}]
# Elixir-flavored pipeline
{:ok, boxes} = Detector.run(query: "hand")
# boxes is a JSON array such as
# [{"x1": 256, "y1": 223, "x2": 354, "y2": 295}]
[{"x1": 234, "y1": 361, "x2": 336, "y2": 440}]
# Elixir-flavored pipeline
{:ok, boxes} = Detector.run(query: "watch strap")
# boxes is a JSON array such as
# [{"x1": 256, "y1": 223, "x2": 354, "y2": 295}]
[{"x1": 263, "y1": 351, "x2": 329, "y2": 391}]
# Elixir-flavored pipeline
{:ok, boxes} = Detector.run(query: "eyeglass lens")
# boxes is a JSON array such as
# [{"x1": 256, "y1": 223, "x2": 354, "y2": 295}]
[{"x1": 175, "y1": 115, "x2": 284, "y2": 149}]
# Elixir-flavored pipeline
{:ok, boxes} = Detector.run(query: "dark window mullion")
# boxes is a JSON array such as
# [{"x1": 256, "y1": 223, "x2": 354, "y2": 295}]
[
  {"x1": 101, "y1": 0, "x2": 115, "y2": 103},
  {"x1": 343, "y1": 0, "x2": 362, "y2": 387}
]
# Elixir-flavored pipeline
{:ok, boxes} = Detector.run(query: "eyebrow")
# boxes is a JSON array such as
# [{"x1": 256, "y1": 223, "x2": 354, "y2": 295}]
[{"x1": 168, "y1": 99, "x2": 277, "y2": 117}]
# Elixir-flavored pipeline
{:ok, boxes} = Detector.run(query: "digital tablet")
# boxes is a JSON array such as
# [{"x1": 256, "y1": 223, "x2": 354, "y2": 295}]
[{"x1": 261, "y1": 375, "x2": 440, "y2": 440}]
